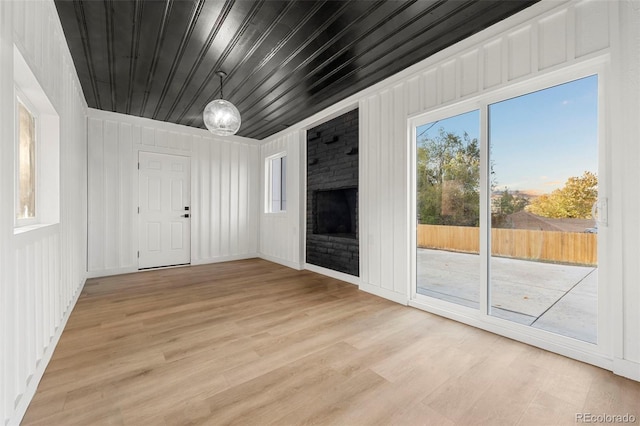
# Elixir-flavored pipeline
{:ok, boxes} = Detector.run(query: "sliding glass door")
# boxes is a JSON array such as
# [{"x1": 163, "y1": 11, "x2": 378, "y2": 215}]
[
  {"x1": 413, "y1": 73, "x2": 601, "y2": 345},
  {"x1": 415, "y1": 110, "x2": 480, "y2": 309},
  {"x1": 488, "y1": 75, "x2": 599, "y2": 343}
]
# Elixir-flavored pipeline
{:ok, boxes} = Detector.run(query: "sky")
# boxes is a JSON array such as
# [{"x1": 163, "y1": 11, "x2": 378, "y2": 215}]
[{"x1": 416, "y1": 75, "x2": 598, "y2": 194}]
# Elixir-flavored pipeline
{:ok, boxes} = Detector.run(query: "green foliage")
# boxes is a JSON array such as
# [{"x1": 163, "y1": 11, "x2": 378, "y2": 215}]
[
  {"x1": 492, "y1": 187, "x2": 530, "y2": 228},
  {"x1": 417, "y1": 128, "x2": 480, "y2": 226},
  {"x1": 494, "y1": 187, "x2": 529, "y2": 215},
  {"x1": 526, "y1": 171, "x2": 598, "y2": 219}
]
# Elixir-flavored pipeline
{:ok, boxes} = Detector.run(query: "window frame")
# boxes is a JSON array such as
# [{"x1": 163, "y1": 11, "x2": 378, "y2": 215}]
[{"x1": 265, "y1": 152, "x2": 287, "y2": 214}]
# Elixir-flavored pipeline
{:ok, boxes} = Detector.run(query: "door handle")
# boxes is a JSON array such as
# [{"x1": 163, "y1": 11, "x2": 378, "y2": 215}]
[{"x1": 181, "y1": 214, "x2": 190, "y2": 218}]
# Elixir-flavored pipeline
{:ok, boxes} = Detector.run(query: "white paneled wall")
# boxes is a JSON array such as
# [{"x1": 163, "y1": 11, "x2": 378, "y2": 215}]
[
  {"x1": 192, "y1": 130, "x2": 259, "y2": 263},
  {"x1": 259, "y1": 130, "x2": 304, "y2": 269},
  {"x1": 87, "y1": 110, "x2": 259, "y2": 277},
  {"x1": 0, "y1": 1, "x2": 88, "y2": 425},
  {"x1": 261, "y1": 1, "x2": 640, "y2": 379},
  {"x1": 359, "y1": 85, "x2": 411, "y2": 304},
  {"x1": 614, "y1": 0, "x2": 640, "y2": 376}
]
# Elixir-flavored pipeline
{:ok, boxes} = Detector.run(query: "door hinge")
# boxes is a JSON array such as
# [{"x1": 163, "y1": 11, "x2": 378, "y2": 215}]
[
  {"x1": 137, "y1": 251, "x2": 139, "y2": 258},
  {"x1": 137, "y1": 206, "x2": 140, "y2": 214},
  {"x1": 137, "y1": 162, "x2": 140, "y2": 170}
]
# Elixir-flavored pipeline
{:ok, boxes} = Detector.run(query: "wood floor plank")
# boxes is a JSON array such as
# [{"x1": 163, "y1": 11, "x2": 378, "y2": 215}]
[{"x1": 22, "y1": 259, "x2": 640, "y2": 425}]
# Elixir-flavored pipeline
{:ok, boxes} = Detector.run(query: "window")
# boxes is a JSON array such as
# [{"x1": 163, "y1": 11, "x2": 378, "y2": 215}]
[
  {"x1": 13, "y1": 45, "x2": 60, "y2": 231},
  {"x1": 266, "y1": 154, "x2": 286, "y2": 213},
  {"x1": 16, "y1": 99, "x2": 36, "y2": 222}
]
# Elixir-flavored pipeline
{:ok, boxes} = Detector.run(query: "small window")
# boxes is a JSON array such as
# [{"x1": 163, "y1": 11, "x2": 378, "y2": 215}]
[
  {"x1": 16, "y1": 99, "x2": 37, "y2": 223},
  {"x1": 13, "y1": 44, "x2": 60, "y2": 232},
  {"x1": 266, "y1": 154, "x2": 286, "y2": 213}
]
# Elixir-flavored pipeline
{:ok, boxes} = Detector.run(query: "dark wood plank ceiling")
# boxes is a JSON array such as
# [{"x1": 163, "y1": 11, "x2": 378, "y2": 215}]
[{"x1": 55, "y1": 0, "x2": 538, "y2": 140}]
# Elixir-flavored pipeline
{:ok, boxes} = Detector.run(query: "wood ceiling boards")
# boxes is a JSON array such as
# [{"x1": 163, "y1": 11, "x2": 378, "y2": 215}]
[{"x1": 55, "y1": 0, "x2": 538, "y2": 140}]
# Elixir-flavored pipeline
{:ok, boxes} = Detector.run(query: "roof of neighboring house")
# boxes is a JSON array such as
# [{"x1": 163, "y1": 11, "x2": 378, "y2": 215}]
[{"x1": 505, "y1": 211, "x2": 595, "y2": 233}]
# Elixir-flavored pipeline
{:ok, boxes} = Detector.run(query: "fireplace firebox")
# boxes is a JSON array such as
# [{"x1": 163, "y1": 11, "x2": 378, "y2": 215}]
[{"x1": 314, "y1": 188, "x2": 357, "y2": 239}]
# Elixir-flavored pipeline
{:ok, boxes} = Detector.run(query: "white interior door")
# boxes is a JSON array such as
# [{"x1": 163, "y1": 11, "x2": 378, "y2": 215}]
[{"x1": 138, "y1": 151, "x2": 191, "y2": 269}]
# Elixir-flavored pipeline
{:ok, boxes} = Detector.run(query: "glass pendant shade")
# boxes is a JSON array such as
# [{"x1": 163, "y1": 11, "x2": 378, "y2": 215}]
[{"x1": 203, "y1": 99, "x2": 241, "y2": 136}]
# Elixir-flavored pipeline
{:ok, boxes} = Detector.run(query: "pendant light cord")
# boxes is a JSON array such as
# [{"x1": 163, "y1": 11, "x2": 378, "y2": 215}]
[{"x1": 219, "y1": 74, "x2": 224, "y2": 99}]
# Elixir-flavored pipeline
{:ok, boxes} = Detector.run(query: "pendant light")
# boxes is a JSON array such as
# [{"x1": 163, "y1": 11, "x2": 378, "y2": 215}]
[{"x1": 203, "y1": 71, "x2": 241, "y2": 136}]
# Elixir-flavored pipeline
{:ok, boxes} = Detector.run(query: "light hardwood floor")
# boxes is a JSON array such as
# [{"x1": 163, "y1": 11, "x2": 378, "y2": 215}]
[{"x1": 23, "y1": 259, "x2": 640, "y2": 425}]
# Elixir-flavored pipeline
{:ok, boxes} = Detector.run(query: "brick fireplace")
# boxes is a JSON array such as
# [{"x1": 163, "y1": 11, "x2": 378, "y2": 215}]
[{"x1": 306, "y1": 109, "x2": 359, "y2": 276}]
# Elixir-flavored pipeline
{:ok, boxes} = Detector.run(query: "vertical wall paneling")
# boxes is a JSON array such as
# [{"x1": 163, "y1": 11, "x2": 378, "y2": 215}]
[
  {"x1": 230, "y1": 145, "x2": 240, "y2": 255},
  {"x1": 238, "y1": 143, "x2": 249, "y2": 255},
  {"x1": 0, "y1": 1, "x2": 13, "y2": 420},
  {"x1": 440, "y1": 60, "x2": 457, "y2": 103},
  {"x1": 616, "y1": 0, "x2": 640, "y2": 371},
  {"x1": 508, "y1": 26, "x2": 533, "y2": 80},
  {"x1": 87, "y1": 109, "x2": 260, "y2": 276},
  {"x1": 199, "y1": 140, "x2": 211, "y2": 260},
  {"x1": 406, "y1": 76, "x2": 421, "y2": 116},
  {"x1": 210, "y1": 138, "x2": 221, "y2": 258},
  {"x1": 220, "y1": 142, "x2": 231, "y2": 255},
  {"x1": 539, "y1": 11, "x2": 568, "y2": 70},
  {"x1": 379, "y1": 90, "x2": 393, "y2": 291},
  {"x1": 2, "y1": 1, "x2": 88, "y2": 423},
  {"x1": 484, "y1": 39, "x2": 503, "y2": 89},
  {"x1": 461, "y1": 50, "x2": 480, "y2": 97},
  {"x1": 103, "y1": 120, "x2": 119, "y2": 270},
  {"x1": 392, "y1": 83, "x2": 409, "y2": 295},
  {"x1": 422, "y1": 69, "x2": 438, "y2": 109},
  {"x1": 119, "y1": 123, "x2": 133, "y2": 267},
  {"x1": 368, "y1": 95, "x2": 381, "y2": 288},
  {"x1": 87, "y1": 118, "x2": 105, "y2": 271},
  {"x1": 575, "y1": 0, "x2": 610, "y2": 58},
  {"x1": 359, "y1": 104, "x2": 370, "y2": 286}
]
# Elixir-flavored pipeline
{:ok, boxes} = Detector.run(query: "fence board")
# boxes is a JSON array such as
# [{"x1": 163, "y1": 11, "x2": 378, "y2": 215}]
[{"x1": 417, "y1": 224, "x2": 597, "y2": 266}]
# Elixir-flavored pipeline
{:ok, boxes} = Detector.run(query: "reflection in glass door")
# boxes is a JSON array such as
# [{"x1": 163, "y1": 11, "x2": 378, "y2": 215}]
[
  {"x1": 488, "y1": 75, "x2": 599, "y2": 343},
  {"x1": 416, "y1": 110, "x2": 480, "y2": 309}
]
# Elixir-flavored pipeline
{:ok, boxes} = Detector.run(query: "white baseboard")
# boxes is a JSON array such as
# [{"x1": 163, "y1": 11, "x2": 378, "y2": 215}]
[
  {"x1": 86, "y1": 266, "x2": 138, "y2": 278},
  {"x1": 614, "y1": 358, "x2": 640, "y2": 382},
  {"x1": 191, "y1": 253, "x2": 258, "y2": 266},
  {"x1": 304, "y1": 263, "x2": 360, "y2": 285},
  {"x1": 87, "y1": 254, "x2": 261, "y2": 279},
  {"x1": 10, "y1": 277, "x2": 87, "y2": 426},
  {"x1": 359, "y1": 282, "x2": 409, "y2": 305},
  {"x1": 258, "y1": 254, "x2": 303, "y2": 270}
]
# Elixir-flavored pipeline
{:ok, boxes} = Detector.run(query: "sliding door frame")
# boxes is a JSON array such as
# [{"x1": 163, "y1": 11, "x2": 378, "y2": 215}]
[{"x1": 408, "y1": 57, "x2": 612, "y2": 369}]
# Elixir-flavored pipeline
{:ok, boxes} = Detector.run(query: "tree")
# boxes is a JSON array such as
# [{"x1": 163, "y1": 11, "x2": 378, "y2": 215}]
[
  {"x1": 417, "y1": 128, "x2": 480, "y2": 226},
  {"x1": 526, "y1": 171, "x2": 597, "y2": 219},
  {"x1": 491, "y1": 187, "x2": 529, "y2": 228},
  {"x1": 494, "y1": 187, "x2": 529, "y2": 215}
]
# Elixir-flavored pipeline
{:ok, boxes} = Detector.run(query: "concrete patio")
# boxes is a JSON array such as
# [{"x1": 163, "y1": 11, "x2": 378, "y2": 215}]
[{"x1": 417, "y1": 248, "x2": 597, "y2": 343}]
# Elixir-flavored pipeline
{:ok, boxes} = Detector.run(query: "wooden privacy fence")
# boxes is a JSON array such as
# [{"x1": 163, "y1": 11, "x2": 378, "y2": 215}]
[{"x1": 417, "y1": 224, "x2": 597, "y2": 266}]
